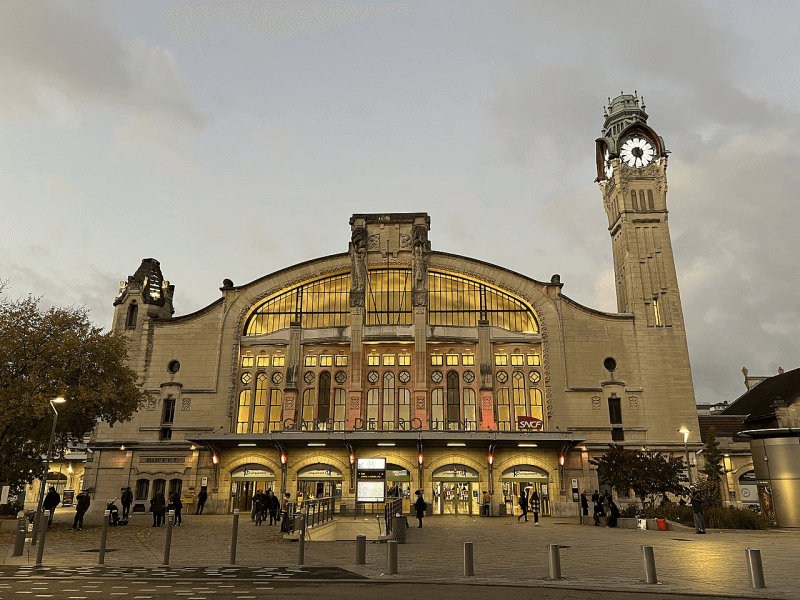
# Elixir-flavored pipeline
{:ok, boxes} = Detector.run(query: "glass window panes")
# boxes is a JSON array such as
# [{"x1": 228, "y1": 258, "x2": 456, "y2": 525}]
[
  {"x1": 241, "y1": 355, "x2": 254, "y2": 368},
  {"x1": 496, "y1": 370, "x2": 509, "y2": 384},
  {"x1": 271, "y1": 372, "x2": 284, "y2": 385},
  {"x1": 529, "y1": 370, "x2": 541, "y2": 384},
  {"x1": 511, "y1": 353, "x2": 524, "y2": 366},
  {"x1": 464, "y1": 388, "x2": 477, "y2": 431},
  {"x1": 431, "y1": 370, "x2": 443, "y2": 384},
  {"x1": 463, "y1": 370, "x2": 475, "y2": 384},
  {"x1": 383, "y1": 354, "x2": 395, "y2": 366},
  {"x1": 303, "y1": 371, "x2": 315, "y2": 385},
  {"x1": 398, "y1": 370, "x2": 411, "y2": 384},
  {"x1": 253, "y1": 374, "x2": 268, "y2": 433},
  {"x1": 382, "y1": 372, "x2": 395, "y2": 429},
  {"x1": 333, "y1": 388, "x2": 346, "y2": 430},
  {"x1": 236, "y1": 389, "x2": 251, "y2": 433},
  {"x1": 496, "y1": 389, "x2": 510, "y2": 431},
  {"x1": 273, "y1": 355, "x2": 286, "y2": 367},
  {"x1": 366, "y1": 389, "x2": 379, "y2": 427},
  {"x1": 398, "y1": 388, "x2": 411, "y2": 429},
  {"x1": 335, "y1": 355, "x2": 348, "y2": 367},
  {"x1": 495, "y1": 353, "x2": 508, "y2": 366},
  {"x1": 431, "y1": 354, "x2": 443, "y2": 366},
  {"x1": 446, "y1": 354, "x2": 459, "y2": 366},
  {"x1": 527, "y1": 354, "x2": 540, "y2": 366},
  {"x1": 335, "y1": 370, "x2": 347, "y2": 384},
  {"x1": 462, "y1": 354, "x2": 475, "y2": 366},
  {"x1": 268, "y1": 390, "x2": 282, "y2": 432},
  {"x1": 304, "y1": 355, "x2": 317, "y2": 367},
  {"x1": 241, "y1": 372, "x2": 252, "y2": 385},
  {"x1": 431, "y1": 389, "x2": 444, "y2": 430},
  {"x1": 367, "y1": 370, "x2": 380, "y2": 384},
  {"x1": 368, "y1": 354, "x2": 380, "y2": 366},
  {"x1": 320, "y1": 355, "x2": 333, "y2": 367},
  {"x1": 257, "y1": 355, "x2": 269, "y2": 367},
  {"x1": 398, "y1": 354, "x2": 411, "y2": 366}
]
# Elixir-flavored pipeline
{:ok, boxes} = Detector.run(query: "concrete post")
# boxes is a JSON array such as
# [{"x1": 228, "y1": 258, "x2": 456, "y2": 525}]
[
  {"x1": 34, "y1": 513, "x2": 48, "y2": 567},
  {"x1": 355, "y1": 535, "x2": 366, "y2": 564},
  {"x1": 463, "y1": 542, "x2": 474, "y2": 576},
  {"x1": 98, "y1": 510, "x2": 110, "y2": 564},
  {"x1": 746, "y1": 548, "x2": 766, "y2": 589},
  {"x1": 163, "y1": 510, "x2": 175, "y2": 566},
  {"x1": 642, "y1": 545, "x2": 658, "y2": 584},
  {"x1": 12, "y1": 516, "x2": 26, "y2": 557},
  {"x1": 230, "y1": 509, "x2": 240, "y2": 565},
  {"x1": 387, "y1": 540, "x2": 398, "y2": 574},
  {"x1": 548, "y1": 544, "x2": 561, "y2": 580}
]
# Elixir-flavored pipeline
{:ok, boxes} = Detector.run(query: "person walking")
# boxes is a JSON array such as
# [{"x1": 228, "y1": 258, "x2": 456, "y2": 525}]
[
  {"x1": 196, "y1": 487, "x2": 208, "y2": 515},
  {"x1": 253, "y1": 491, "x2": 265, "y2": 526},
  {"x1": 690, "y1": 486, "x2": 706, "y2": 534},
  {"x1": 43, "y1": 486, "x2": 61, "y2": 526},
  {"x1": 267, "y1": 490, "x2": 279, "y2": 525},
  {"x1": 608, "y1": 500, "x2": 620, "y2": 528},
  {"x1": 592, "y1": 494, "x2": 603, "y2": 526},
  {"x1": 151, "y1": 492, "x2": 166, "y2": 527},
  {"x1": 121, "y1": 486, "x2": 133, "y2": 520},
  {"x1": 529, "y1": 489, "x2": 541, "y2": 525},
  {"x1": 280, "y1": 492, "x2": 291, "y2": 533},
  {"x1": 580, "y1": 491, "x2": 589, "y2": 524},
  {"x1": 413, "y1": 489, "x2": 427, "y2": 528},
  {"x1": 171, "y1": 492, "x2": 183, "y2": 526},
  {"x1": 70, "y1": 490, "x2": 91, "y2": 530},
  {"x1": 482, "y1": 490, "x2": 491, "y2": 517},
  {"x1": 517, "y1": 488, "x2": 529, "y2": 522}
]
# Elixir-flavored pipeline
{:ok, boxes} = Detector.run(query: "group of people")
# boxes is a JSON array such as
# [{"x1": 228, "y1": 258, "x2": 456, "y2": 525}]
[
  {"x1": 149, "y1": 491, "x2": 184, "y2": 526},
  {"x1": 516, "y1": 487, "x2": 542, "y2": 524},
  {"x1": 250, "y1": 489, "x2": 280, "y2": 525},
  {"x1": 580, "y1": 490, "x2": 621, "y2": 527}
]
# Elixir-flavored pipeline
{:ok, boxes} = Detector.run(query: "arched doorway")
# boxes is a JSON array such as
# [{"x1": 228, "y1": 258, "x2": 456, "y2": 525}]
[
  {"x1": 296, "y1": 463, "x2": 342, "y2": 506},
  {"x1": 431, "y1": 464, "x2": 479, "y2": 515},
  {"x1": 501, "y1": 465, "x2": 551, "y2": 517},
  {"x1": 387, "y1": 463, "x2": 412, "y2": 512},
  {"x1": 230, "y1": 465, "x2": 276, "y2": 513}
]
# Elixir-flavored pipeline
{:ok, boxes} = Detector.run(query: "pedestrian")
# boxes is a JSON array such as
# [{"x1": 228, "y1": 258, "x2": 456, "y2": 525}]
[
  {"x1": 280, "y1": 492, "x2": 291, "y2": 533},
  {"x1": 592, "y1": 494, "x2": 603, "y2": 526},
  {"x1": 121, "y1": 486, "x2": 133, "y2": 520},
  {"x1": 43, "y1": 486, "x2": 61, "y2": 526},
  {"x1": 413, "y1": 489, "x2": 427, "y2": 528},
  {"x1": 171, "y1": 492, "x2": 183, "y2": 525},
  {"x1": 529, "y1": 489, "x2": 540, "y2": 525},
  {"x1": 608, "y1": 500, "x2": 620, "y2": 528},
  {"x1": 253, "y1": 491, "x2": 265, "y2": 526},
  {"x1": 70, "y1": 490, "x2": 91, "y2": 530},
  {"x1": 517, "y1": 488, "x2": 529, "y2": 522},
  {"x1": 150, "y1": 492, "x2": 165, "y2": 527},
  {"x1": 267, "y1": 490, "x2": 279, "y2": 525},
  {"x1": 689, "y1": 486, "x2": 706, "y2": 534},
  {"x1": 482, "y1": 490, "x2": 491, "y2": 517},
  {"x1": 580, "y1": 491, "x2": 589, "y2": 522},
  {"x1": 196, "y1": 487, "x2": 207, "y2": 515}
]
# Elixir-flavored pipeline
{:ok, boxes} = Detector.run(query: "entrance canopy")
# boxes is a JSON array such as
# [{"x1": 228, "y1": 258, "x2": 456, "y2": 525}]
[
  {"x1": 432, "y1": 464, "x2": 479, "y2": 482},
  {"x1": 501, "y1": 465, "x2": 549, "y2": 482}
]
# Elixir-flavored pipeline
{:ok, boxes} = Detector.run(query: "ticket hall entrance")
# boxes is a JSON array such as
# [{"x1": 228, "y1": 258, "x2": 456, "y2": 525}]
[
  {"x1": 432, "y1": 465, "x2": 480, "y2": 516},
  {"x1": 501, "y1": 465, "x2": 550, "y2": 517},
  {"x1": 230, "y1": 466, "x2": 275, "y2": 513}
]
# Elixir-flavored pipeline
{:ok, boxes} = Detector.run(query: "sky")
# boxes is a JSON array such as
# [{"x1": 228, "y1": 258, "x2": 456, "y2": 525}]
[{"x1": 2, "y1": 0, "x2": 799, "y2": 407}]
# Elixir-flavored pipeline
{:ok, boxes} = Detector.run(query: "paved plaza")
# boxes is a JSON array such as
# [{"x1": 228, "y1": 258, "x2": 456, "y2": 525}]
[{"x1": 1, "y1": 511, "x2": 797, "y2": 598}]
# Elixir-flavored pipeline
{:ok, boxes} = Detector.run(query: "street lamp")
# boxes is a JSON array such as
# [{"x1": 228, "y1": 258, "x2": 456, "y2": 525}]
[
  {"x1": 32, "y1": 395, "x2": 66, "y2": 546},
  {"x1": 679, "y1": 427, "x2": 692, "y2": 486}
]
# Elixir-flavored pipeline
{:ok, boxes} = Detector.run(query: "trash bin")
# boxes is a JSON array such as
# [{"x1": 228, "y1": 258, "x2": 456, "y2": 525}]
[
  {"x1": 393, "y1": 515, "x2": 406, "y2": 544},
  {"x1": 656, "y1": 518, "x2": 668, "y2": 531}
]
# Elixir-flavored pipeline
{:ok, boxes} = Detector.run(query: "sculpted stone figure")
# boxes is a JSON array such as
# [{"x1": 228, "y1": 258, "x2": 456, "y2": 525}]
[{"x1": 351, "y1": 228, "x2": 368, "y2": 292}]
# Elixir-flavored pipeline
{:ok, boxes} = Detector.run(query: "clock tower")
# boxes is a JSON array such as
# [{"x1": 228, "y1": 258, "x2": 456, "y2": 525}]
[{"x1": 596, "y1": 92, "x2": 685, "y2": 331}]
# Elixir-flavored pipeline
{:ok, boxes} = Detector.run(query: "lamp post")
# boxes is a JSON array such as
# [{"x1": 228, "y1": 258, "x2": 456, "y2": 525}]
[
  {"x1": 679, "y1": 428, "x2": 692, "y2": 486},
  {"x1": 31, "y1": 395, "x2": 66, "y2": 546}
]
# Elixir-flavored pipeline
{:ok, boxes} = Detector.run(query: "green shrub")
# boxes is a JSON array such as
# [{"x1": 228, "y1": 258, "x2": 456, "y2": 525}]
[{"x1": 623, "y1": 503, "x2": 769, "y2": 530}]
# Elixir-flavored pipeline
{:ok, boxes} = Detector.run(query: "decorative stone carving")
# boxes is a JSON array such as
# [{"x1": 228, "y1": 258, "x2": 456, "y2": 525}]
[
  {"x1": 533, "y1": 306, "x2": 554, "y2": 419},
  {"x1": 628, "y1": 396, "x2": 639, "y2": 410},
  {"x1": 285, "y1": 396, "x2": 295, "y2": 411},
  {"x1": 350, "y1": 227, "x2": 368, "y2": 307},
  {"x1": 350, "y1": 396, "x2": 360, "y2": 410},
  {"x1": 367, "y1": 234, "x2": 381, "y2": 251},
  {"x1": 181, "y1": 397, "x2": 192, "y2": 411},
  {"x1": 415, "y1": 395, "x2": 426, "y2": 410},
  {"x1": 286, "y1": 365, "x2": 299, "y2": 389},
  {"x1": 591, "y1": 396, "x2": 601, "y2": 410},
  {"x1": 399, "y1": 233, "x2": 411, "y2": 249},
  {"x1": 147, "y1": 396, "x2": 158, "y2": 411},
  {"x1": 411, "y1": 224, "x2": 429, "y2": 307}
]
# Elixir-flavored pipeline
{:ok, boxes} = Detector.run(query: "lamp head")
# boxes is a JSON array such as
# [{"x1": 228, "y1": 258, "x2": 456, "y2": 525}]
[
  {"x1": 679, "y1": 427, "x2": 690, "y2": 442},
  {"x1": 52, "y1": 396, "x2": 66, "y2": 404}
]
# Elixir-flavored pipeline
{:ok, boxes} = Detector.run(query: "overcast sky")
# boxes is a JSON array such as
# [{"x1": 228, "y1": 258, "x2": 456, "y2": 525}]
[{"x1": 2, "y1": 0, "x2": 799, "y2": 406}]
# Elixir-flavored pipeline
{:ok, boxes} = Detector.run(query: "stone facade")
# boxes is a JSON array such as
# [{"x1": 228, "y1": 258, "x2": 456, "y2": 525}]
[{"x1": 83, "y1": 94, "x2": 699, "y2": 517}]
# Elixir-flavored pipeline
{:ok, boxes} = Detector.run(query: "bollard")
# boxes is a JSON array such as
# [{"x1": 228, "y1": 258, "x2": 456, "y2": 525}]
[
  {"x1": 548, "y1": 544, "x2": 561, "y2": 580},
  {"x1": 163, "y1": 510, "x2": 175, "y2": 566},
  {"x1": 34, "y1": 513, "x2": 49, "y2": 567},
  {"x1": 355, "y1": 534, "x2": 366, "y2": 565},
  {"x1": 746, "y1": 548, "x2": 766, "y2": 589},
  {"x1": 387, "y1": 540, "x2": 398, "y2": 574},
  {"x1": 12, "y1": 516, "x2": 27, "y2": 557},
  {"x1": 98, "y1": 510, "x2": 110, "y2": 565},
  {"x1": 298, "y1": 514, "x2": 306, "y2": 565},
  {"x1": 230, "y1": 509, "x2": 240, "y2": 565},
  {"x1": 463, "y1": 542, "x2": 474, "y2": 576},
  {"x1": 642, "y1": 545, "x2": 658, "y2": 584}
]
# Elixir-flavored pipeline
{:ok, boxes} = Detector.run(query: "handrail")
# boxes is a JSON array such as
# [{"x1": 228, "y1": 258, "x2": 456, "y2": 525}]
[{"x1": 286, "y1": 497, "x2": 336, "y2": 534}]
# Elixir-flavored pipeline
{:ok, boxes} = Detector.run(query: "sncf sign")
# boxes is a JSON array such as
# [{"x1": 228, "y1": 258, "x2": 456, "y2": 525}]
[{"x1": 517, "y1": 416, "x2": 543, "y2": 431}]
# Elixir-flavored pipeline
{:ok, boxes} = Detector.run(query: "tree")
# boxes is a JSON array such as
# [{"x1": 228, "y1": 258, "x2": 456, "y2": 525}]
[
  {"x1": 590, "y1": 445, "x2": 686, "y2": 508},
  {"x1": 0, "y1": 290, "x2": 148, "y2": 491},
  {"x1": 699, "y1": 426, "x2": 724, "y2": 507}
]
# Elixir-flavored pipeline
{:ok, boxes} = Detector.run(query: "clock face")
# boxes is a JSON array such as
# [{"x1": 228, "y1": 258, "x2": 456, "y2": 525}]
[
  {"x1": 619, "y1": 136, "x2": 655, "y2": 168},
  {"x1": 603, "y1": 149, "x2": 614, "y2": 180}
]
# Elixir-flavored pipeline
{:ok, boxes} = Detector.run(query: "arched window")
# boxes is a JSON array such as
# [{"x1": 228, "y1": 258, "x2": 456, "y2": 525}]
[
  {"x1": 647, "y1": 190, "x2": 654, "y2": 210},
  {"x1": 446, "y1": 371, "x2": 460, "y2": 429},
  {"x1": 135, "y1": 478, "x2": 150, "y2": 500},
  {"x1": 631, "y1": 190, "x2": 638, "y2": 211},
  {"x1": 253, "y1": 373, "x2": 268, "y2": 433},
  {"x1": 529, "y1": 388, "x2": 543, "y2": 423},
  {"x1": 496, "y1": 389, "x2": 510, "y2": 431},
  {"x1": 169, "y1": 478, "x2": 183, "y2": 497},
  {"x1": 431, "y1": 389, "x2": 444, "y2": 430},
  {"x1": 513, "y1": 371, "x2": 527, "y2": 428},
  {"x1": 366, "y1": 389, "x2": 379, "y2": 429},
  {"x1": 268, "y1": 390, "x2": 282, "y2": 432},
  {"x1": 318, "y1": 372, "x2": 332, "y2": 427},
  {"x1": 382, "y1": 372, "x2": 396, "y2": 429},
  {"x1": 639, "y1": 190, "x2": 646, "y2": 212},
  {"x1": 301, "y1": 389, "x2": 315, "y2": 429},
  {"x1": 153, "y1": 478, "x2": 166, "y2": 498},
  {"x1": 126, "y1": 302, "x2": 138, "y2": 328},
  {"x1": 463, "y1": 388, "x2": 477, "y2": 431},
  {"x1": 236, "y1": 389, "x2": 251, "y2": 433},
  {"x1": 332, "y1": 389, "x2": 346, "y2": 430},
  {"x1": 398, "y1": 388, "x2": 411, "y2": 430}
]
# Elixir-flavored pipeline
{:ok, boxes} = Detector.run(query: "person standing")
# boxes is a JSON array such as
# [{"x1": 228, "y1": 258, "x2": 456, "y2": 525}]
[
  {"x1": 70, "y1": 491, "x2": 91, "y2": 530},
  {"x1": 413, "y1": 490, "x2": 427, "y2": 528},
  {"x1": 529, "y1": 489, "x2": 541, "y2": 525},
  {"x1": 580, "y1": 491, "x2": 589, "y2": 523},
  {"x1": 121, "y1": 486, "x2": 133, "y2": 520},
  {"x1": 151, "y1": 492, "x2": 166, "y2": 527},
  {"x1": 592, "y1": 494, "x2": 603, "y2": 526},
  {"x1": 517, "y1": 488, "x2": 529, "y2": 522},
  {"x1": 280, "y1": 492, "x2": 291, "y2": 533},
  {"x1": 482, "y1": 490, "x2": 491, "y2": 517},
  {"x1": 43, "y1": 486, "x2": 61, "y2": 526},
  {"x1": 253, "y1": 491, "x2": 265, "y2": 526},
  {"x1": 196, "y1": 487, "x2": 207, "y2": 515},
  {"x1": 171, "y1": 492, "x2": 183, "y2": 526},
  {"x1": 690, "y1": 486, "x2": 706, "y2": 534},
  {"x1": 267, "y1": 490, "x2": 279, "y2": 525},
  {"x1": 608, "y1": 500, "x2": 620, "y2": 528}
]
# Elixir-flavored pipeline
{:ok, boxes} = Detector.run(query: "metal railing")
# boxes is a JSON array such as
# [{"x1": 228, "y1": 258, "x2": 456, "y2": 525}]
[
  {"x1": 286, "y1": 497, "x2": 335, "y2": 534},
  {"x1": 384, "y1": 498, "x2": 403, "y2": 536}
]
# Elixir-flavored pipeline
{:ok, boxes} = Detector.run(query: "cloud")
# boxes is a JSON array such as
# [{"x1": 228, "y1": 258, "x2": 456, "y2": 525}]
[{"x1": 162, "y1": 1, "x2": 410, "y2": 44}]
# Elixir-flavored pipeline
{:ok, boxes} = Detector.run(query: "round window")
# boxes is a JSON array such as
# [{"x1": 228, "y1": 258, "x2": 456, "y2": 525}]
[
  {"x1": 496, "y1": 370, "x2": 509, "y2": 384},
  {"x1": 431, "y1": 370, "x2": 443, "y2": 384},
  {"x1": 367, "y1": 371, "x2": 380, "y2": 384},
  {"x1": 271, "y1": 372, "x2": 284, "y2": 385},
  {"x1": 529, "y1": 370, "x2": 541, "y2": 384},
  {"x1": 463, "y1": 370, "x2": 475, "y2": 384},
  {"x1": 335, "y1": 371, "x2": 348, "y2": 384},
  {"x1": 398, "y1": 370, "x2": 411, "y2": 384},
  {"x1": 167, "y1": 360, "x2": 180, "y2": 374}
]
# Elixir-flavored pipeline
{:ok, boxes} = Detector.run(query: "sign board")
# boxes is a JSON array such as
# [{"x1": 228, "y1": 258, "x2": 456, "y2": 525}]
[
  {"x1": 298, "y1": 467, "x2": 342, "y2": 480},
  {"x1": 201, "y1": 477, "x2": 208, "y2": 487},
  {"x1": 432, "y1": 465, "x2": 479, "y2": 480},
  {"x1": 517, "y1": 416, "x2": 543, "y2": 431},
  {"x1": 357, "y1": 458, "x2": 386, "y2": 470},
  {"x1": 637, "y1": 518, "x2": 647, "y2": 530},
  {"x1": 62, "y1": 489, "x2": 75, "y2": 508},
  {"x1": 357, "y1": 480, "x2": 385, "y2": 503},
  {"x1": 500, "y1": 467, "x2": 548, "y2": 482},
  {"x1": 232, "y1": 468, "x2": 274, "y2": 480}
]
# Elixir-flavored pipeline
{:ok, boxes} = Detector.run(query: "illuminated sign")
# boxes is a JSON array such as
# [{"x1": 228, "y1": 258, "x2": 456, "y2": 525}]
[
  {"x1": 357, "y1": 480, "x2": 385, "y2": 503},
  {"x1": 357, "y1": 458, "x2": 386, "y2": 470},
  {"x1": 517, "y1": 416, "x2": 543, "y2": 431}
]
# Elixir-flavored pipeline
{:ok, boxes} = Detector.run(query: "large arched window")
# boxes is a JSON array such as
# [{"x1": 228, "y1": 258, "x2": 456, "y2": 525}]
[
  {"x1": 332, "y1": 389, "x2": 346, "y2": 430},
  {"x1": 126, "y1": 302, "x2": 138, "y2": 328},
  {"x1": 268, "y1": 390, "x2": 282, "y2": 432},
  {"x1": 318, "y1": 372, "x2": 332, "y2": 427},
  {"x1": 253, "y1": 373, "x2": 268, "y2": 433},
  {"x1": 236, "y1": 389, "x2": 251, "y2": 434},
  {"x1": 464, "y1": 388, "x2": 477, "y2": 431},
  {"x1": 301, "y1": 389, "x2": 315, "y2": 429},
  {"x1": 382, "y1": 372, "x2": 396, "y2": 429},
  {"x1": 446, "y1": 371, "x2": 460, "y2": 429}
]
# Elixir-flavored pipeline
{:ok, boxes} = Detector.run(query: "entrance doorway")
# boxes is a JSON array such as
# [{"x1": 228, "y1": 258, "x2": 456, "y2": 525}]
[
  {"x1": 501, "y1": 465, "x2": 550, "y2": 517},
  {"x1": 432, "y1": 464, "x2": 480, "y2": 515},
  {"x1": 296, "y1": 464, "x2": 343, "y2": 506},
  {"x1": 229, "y1": 465, "x2": 276, "y2": 513}
]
